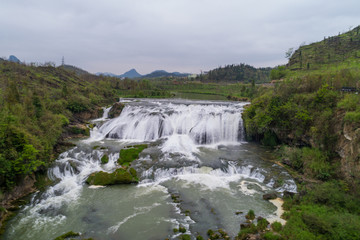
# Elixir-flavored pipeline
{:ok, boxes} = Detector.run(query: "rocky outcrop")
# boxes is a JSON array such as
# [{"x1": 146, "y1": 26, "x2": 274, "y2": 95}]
[
  {"x1": 108, "y1": 102, "x2": 125, "y2": 119},
  {"x1": 334, "y1": 111, "x2": 360, "y2": 191},
  {"x1": 73, "y1": 107, "x2": 103, "y2": 122},
  {"x1": 263, "y1": 193, "x2": 277, "y2": 200},
  {"x1": 0, "y1": 174, "x2": 37, "y2": 228}
]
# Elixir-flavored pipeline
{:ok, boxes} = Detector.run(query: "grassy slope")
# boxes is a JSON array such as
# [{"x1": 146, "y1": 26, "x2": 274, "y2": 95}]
[{"x1": 0, "y1": 62, "x2": 119, "y2": 191}]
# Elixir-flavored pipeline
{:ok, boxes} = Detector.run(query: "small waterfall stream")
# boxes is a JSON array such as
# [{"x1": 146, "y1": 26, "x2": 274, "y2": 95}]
[{"x1": 3, "y1": 99, "x2": 296, "y2": 240}]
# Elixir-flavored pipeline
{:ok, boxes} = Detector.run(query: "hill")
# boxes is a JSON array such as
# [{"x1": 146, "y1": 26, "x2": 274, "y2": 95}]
[
  {"x1": 242, "y1": 25, "x2": 360, "y2": 240},
  {"x1": 288, "y1": 26, "x2": 360, "y2": 70},
  {"x1": 8, "y1": 55, "x2": 21, "y2": 63},
  {"x1": 96, "y1": 69, "x2": 142, "y2": 79},
  {"x1": 143, "y1": 70, "x2": 190, "y2": 78},
  {"x1": 121, "y1": 68, "x2": 142, "y2": 78},
  {"x1": 0, "y1": 61, "x2": 121, "y2": 193},
  {"x1": 59, "y1": 64, "x2": 89, "y2": 75},
  {"x1": 200, "y1": 63, "x2": 271, "y2": 83}
]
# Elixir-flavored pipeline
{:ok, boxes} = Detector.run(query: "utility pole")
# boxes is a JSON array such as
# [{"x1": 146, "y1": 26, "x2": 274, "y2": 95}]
[{"x1": 62, "y1": 56, "x2": 65, "y2": 66}]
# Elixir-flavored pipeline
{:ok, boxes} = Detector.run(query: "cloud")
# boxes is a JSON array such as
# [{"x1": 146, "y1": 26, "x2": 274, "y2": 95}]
[{"x1": 1, "y1": 0, "x2": 360, "y2": 74}]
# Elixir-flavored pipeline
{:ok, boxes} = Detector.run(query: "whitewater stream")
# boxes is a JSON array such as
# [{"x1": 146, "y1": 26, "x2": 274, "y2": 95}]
[{"x1": 3, "y1": 99, "x2": 296, "y2": 240}]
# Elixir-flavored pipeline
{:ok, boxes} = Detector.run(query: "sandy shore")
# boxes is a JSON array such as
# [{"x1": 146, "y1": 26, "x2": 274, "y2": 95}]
[{"x1": 268, "y1": 198, "x2": 286, "y2": 225}]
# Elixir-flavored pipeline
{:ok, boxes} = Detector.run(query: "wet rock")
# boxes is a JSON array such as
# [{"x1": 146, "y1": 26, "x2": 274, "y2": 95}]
[
  {"x1": 68, "y1": 160, "x2": 80, "y2": 174},
  {"x1": 263, "y1": 192, "x2": 277, "y2": 200},
  {"x1": 240, "y1": 222, "x2": 252, "y2": 229},
  {"x1": 108, "y1": 102, "x2": 125, "y2": 119},
  {"x1": 283, "y1": 190, "x2": 295, "y2": 198},
  {"x1": 100, "y1": 154, "x2": 109, "y2": 164}
]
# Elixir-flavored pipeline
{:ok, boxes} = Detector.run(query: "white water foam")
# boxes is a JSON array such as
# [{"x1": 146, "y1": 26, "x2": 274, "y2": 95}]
[{"x1": 96, "y1": 100, "x2": 246, "y2": 146}]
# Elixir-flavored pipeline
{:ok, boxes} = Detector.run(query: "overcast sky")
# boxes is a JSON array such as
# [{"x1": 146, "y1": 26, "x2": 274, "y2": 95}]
[{"x1": 1, "y1": 0, "x2": 360, "y2": 75}]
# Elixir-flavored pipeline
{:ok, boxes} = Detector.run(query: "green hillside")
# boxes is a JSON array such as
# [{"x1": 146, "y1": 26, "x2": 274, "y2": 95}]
[
  {"x1": 288, "y1": 26, "x2": 360, "y2": 70},
  {"x1": 243, "y1": 26, "x2": 360, "y2": 239},
  {"x1": 200, "y1": 63, "x2": 271, "y2": 83},
  {"x1": 0, "y1": 61, "x2": 119, "y2": 191}
]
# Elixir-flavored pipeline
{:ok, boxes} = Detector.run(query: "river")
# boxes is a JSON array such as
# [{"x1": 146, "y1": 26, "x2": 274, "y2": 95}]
[{"x1": 2, "y1": 99, "x2": 296, "y2": 240}]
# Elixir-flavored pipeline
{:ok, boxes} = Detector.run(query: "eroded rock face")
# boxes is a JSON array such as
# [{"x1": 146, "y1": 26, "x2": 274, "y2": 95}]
[
  {"x1": 335, "y1": 119, "x2": 360, "y2": 190},
  {"x1": 108, "y1": 102, "x2": 125, "y2": 119},
  {"x1": 0, "y1": 174, "x2": 37, "y2": 227},
  {"x1": 74, "y1": 107, "x2": 104, "y2": 121}
]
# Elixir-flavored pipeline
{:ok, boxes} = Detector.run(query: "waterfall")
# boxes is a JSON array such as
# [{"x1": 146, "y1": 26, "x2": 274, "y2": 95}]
[
  {"x1": 95, "y1": 100, "x2": 247, "y2": 144},
  {"x1": 3, "y1": 99, "x2": 298, "y2": 240}
]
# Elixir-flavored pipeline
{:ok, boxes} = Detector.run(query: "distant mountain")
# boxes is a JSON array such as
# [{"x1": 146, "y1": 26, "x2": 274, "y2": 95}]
[
  {"x1": 8, "y1": 55, "x2": 21, "y2": 63},
  {"x1": 96, "y1": 69, "x2": 190, "y2": 79},
  {"x1": 121, "y1": 69, "x2": 142, "y2": 78},
  {"x1": 96, "y1": 69, "x2": 142, "y2": 79},
  {"x1": 143, "y1": 70, "x2": 190, "y2": 78},
  {"x1": 96, "y1": 72, "x2": 119, "y2": 77}
]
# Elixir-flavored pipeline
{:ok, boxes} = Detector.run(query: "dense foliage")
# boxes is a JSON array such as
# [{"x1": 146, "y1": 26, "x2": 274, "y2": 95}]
[
  {"x1": 198, "y1": 63, "x2": 271, "y2": 83},
  {"x1": 0, "y1": 62, "x2": 119, "y2": 190},
  {"x1": 242, "y1": 26, "x2": 360, "y2": 239},
  {"x1": 288, "y1": 26, "x2": 360, "y2": 70}
]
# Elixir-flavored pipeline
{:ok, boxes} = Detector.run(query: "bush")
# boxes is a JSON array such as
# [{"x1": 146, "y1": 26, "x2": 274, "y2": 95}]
[
  {"x1": 337, "y1": 94, "x2": 360, "y2": 111},
  {"x1": 101, "y1": 154, "x2": 109, "y2": 164},
  {"x1": 344, "y1": 111, "x2": 360, "y2": 123},
  {"x1": 271, "y1": 221, "x2": 283, "y2": 232},
  {"x1": 262, "y1": 232, "x2": 284, "y2": 240},
  {"x1": 245, "y1": 209, "x2": 255, "y2": 220},
  {"x1": 302, "y1": 147, "x2": 331, "y2": 180}
]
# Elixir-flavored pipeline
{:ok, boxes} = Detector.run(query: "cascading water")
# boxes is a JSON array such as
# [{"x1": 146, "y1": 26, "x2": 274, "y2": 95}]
[
  {"x1": 94, "y1": 100, "x2": 244, "y2": 144},
  {"x1": 3, "y1": 99, "x2": 296, "y2": 240}
]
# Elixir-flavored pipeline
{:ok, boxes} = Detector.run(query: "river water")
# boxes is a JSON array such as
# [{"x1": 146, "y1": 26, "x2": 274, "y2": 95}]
[{"x1": 3, "y1": 99, "x2": 296, "y2": 240}]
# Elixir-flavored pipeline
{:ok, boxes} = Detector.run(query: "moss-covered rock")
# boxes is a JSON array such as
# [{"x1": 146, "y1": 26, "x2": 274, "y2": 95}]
[
  {"x1": 108, "y1": 102, "x2": 125, "y2": 118},
  {"x1": 86, "y1": 168, "x2": 138, "y2": 185},
  {"x1": 101, "y1": 154, "x2": 109, "y2": 164},
  {"x1": 117, "y1": 144, "x2": 147, "y2": 165},
  {"x1": 54, "y1": 231, "x2": 80, "y2": 240}
]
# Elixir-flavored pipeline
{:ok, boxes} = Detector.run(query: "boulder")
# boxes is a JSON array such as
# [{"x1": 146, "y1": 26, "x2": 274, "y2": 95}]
[
  {"x1": 108, "y1": 102, "x2": 125, "y2": 118},
  {"x1": 262, "y1": 192, "x2": 277, "y2": 200},
  {"x1": 283, "y1": 190, "x2": 295, "y2": 198}
]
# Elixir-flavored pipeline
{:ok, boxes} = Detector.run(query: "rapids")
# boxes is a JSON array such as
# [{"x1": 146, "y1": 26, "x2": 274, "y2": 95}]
[{"x1": 2, "y1": 99, "x2": 296, "y2": 240}]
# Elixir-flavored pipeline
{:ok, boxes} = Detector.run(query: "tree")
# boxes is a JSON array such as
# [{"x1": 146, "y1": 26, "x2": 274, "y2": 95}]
[{"x1": 285, "y1": 48, "x2": 294, "y2": 59}]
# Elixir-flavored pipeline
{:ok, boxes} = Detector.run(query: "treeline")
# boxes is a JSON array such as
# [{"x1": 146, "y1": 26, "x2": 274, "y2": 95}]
[{"x1": 198, "y1": 63, "x2": 271, "y2": 83}]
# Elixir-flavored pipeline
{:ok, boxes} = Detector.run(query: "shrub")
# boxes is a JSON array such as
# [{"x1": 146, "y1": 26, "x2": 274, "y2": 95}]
[
  {"x1": 262, "y1": 232, "x2": 284, "y2": 240},
  {"x1": 337, "y1": 94, "x2": 360, "y2": 111},
  {"x1": 344, "y1": 111, "x2": 360, "y2": 123},
  {"x1": 271, "y1": 221, "x2": 283, "y2": 232},
  {"x1": 302, "y1": 147, "x2": 331, "y2": 180},
  {"x1": 100, "y1": 154, "x2": 109, "y2": 164},
  {"x1": 245, "y1": 209, "x2": 255, "y2": 220}
]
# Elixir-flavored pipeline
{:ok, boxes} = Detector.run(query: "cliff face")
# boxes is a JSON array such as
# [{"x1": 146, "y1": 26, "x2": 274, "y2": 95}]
[{"x1": 335, "y1": 111, "x2": 360, "y2": 189}]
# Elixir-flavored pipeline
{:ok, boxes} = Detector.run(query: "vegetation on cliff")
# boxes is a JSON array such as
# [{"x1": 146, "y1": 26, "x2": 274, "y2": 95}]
[
  {"x1": 242, "y1": 25, "x2": 360, "y2": 239},
  {"x1": 0, "y1": 62, "x2": 119, "y2": 191}
]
